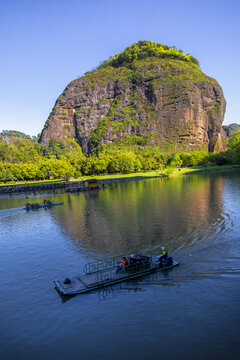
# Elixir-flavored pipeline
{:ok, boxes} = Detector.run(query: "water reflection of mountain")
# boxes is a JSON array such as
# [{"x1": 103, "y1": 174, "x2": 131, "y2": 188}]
[{"x1": 54, "y1": 175, "x2": 226, "y2": 256}]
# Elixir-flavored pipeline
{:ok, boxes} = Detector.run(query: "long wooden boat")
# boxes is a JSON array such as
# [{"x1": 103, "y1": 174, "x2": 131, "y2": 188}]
[
  {"x1": 24, "y1": 201, "x2": 63, "y2": 210},
  {"x1": 54, "y1": 254, "x2": 179, "y2": 296}
]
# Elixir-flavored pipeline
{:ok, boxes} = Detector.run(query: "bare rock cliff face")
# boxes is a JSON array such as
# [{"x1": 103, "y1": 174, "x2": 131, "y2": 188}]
[{"x1": 39, "y1": 53, "x2": 226, "y2": 153}]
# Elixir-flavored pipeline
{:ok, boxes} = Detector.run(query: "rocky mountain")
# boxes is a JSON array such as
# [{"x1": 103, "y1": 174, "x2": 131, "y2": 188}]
[
  {"x1": 222, "y1": 123, "x2": 240, "y2": 138},
  {"x1": 39, "y1": 41, "x2": 226, "y2": 154}
]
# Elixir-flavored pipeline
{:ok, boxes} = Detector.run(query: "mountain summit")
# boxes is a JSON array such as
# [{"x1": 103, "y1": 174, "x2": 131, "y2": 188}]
[{"x1": 39, "y1": 41, "x2": 226, "y2": 153}]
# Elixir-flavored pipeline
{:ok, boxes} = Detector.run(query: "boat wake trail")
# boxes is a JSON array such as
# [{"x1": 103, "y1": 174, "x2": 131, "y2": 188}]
[
  {"x1": 132, "y1": 255, "x2": 240, "y2": 289},
  {"x1": 140, "y1": 212, "x2": 233, "y2": 259},
  {"x1": 0, "y1": 207, "x2": 23, "y2": 216},
  {"x1": 171, "y1": 212, "x2": 233, "y2": 252}
]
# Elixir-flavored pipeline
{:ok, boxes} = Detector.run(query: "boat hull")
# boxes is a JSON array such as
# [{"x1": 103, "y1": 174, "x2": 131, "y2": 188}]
[
  {"x1": 54, "y1": 260, "x2": 179, "y2": 296},
  {"x1": 24, "y1": 202, "x2": 63, "y2": 210}
]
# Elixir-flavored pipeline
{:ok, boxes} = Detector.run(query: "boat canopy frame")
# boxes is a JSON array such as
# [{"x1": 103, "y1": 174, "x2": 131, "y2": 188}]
[{"x1": 84, "y1": 256, "x2": 123, "y2": 274}]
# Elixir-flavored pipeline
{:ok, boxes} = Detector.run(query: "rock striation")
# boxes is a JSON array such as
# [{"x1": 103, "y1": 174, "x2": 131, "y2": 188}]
[{"x1": 39, "y1": 41, "x2": 226, "y2": 153}]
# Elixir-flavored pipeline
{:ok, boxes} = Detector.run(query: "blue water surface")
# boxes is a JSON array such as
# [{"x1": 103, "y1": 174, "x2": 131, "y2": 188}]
[{"x1": 0, "y1": 171, "x2": 240, "y2": 360}]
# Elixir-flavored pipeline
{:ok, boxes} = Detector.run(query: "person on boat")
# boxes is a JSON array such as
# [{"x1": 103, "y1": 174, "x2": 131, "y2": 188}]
[
  {"x1": 32, "y1": 203, "x2": 40, "y2": 208},
  {"x1": 122, "y1": 257, "x2": 129, "y2": 266},
  {"x1": 157, "y1": 247, "x2": 168, "y2": 267},
  {"x1": 46, "y1": 200, "x2": 52, "y2": 204},
  {"x1": 43, "y1": 199, "x2": 46, "y2": 205},
  {"x1": 127, "y1": 254, "x2": 139, "y2": 272},
  {"x1": 116, "y1": 257, "x2": 129, "y2": 273},
  {"x1": 130, "y1": 254, "x2": 137, "y2": 264}
]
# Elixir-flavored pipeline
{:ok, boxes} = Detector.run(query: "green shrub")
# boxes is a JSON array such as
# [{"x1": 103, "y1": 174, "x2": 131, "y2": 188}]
[{"x1": 99, "y1": 41, "x2": 200, "y2": 68}]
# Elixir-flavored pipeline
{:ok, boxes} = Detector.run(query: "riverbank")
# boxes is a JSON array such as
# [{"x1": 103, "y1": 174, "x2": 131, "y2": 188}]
[
  {"x1": 75, "y1": 164, "x2": 240, "y2": 182},
  {"x1": 0, "y1": 164, "x2": 239, "y2": 193},
  {"x1": 168, "y1": 164, "x2": 240, "y2": 176}
]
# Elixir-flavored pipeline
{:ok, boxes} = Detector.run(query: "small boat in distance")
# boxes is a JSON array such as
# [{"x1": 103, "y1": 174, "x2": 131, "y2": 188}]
[
  {"x1": 24, "y1": 201, "x2": 63, "y2": 210},
  {"x1": 54, "y1": 254, "x2": 179, "y2": 296}
]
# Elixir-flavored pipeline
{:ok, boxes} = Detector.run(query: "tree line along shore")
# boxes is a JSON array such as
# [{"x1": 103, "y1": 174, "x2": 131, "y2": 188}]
[
  {"x1": 1, "y1": 165, "x2": 240, "y2": 195},
  {"x1": 0, "y1": 130, "x2": 240, "y2": 184}
]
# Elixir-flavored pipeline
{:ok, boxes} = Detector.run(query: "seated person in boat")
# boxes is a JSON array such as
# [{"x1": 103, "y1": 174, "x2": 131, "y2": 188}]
[
  {"x1": 157, "y1": 247, "x2": 172, "y2": 267},
  {"x1": 129, "y1": 254, "x2": 138, "y2": 264},
  {"x1": 127, "y1": 254, "x2": 141, "y2": 272},
  {"x1": 43, "y1": 199, "x2": 52, "y2": 205},
  {"x1": 116, "y1": 257, "x2": 129, "y2": 273},
  {"x1": 32, "y1": 203, "x2": 40, "y2": 208}
]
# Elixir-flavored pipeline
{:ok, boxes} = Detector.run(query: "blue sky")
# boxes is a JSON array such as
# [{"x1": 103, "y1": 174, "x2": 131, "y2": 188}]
[{"x1": 0, "y1": 0, "x2": 239, "y2": 136}]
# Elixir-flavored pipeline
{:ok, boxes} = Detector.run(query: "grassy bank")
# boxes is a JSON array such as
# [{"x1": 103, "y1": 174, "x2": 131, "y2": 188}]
[
  {"x1": 73, "y1": 164, "x2": 240, "y2": 182},
  {"x1": 1, "y1": 164, "x2": 239, "y2": 188},
  {"x1": 169, "y1": 164, "x2": 240, "y2": 176}
]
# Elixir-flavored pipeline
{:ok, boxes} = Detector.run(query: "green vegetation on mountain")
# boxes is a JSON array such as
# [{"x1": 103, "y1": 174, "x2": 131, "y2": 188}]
[
  {"x1": 80, "y1": 49, "x2": 218, "y2": 151},
  {"x1": 1, "y1": 130, "x2": 32, "y2": 139},
  {"x1": 98, "y1": 40, "x2": 200, "y2": 68}
]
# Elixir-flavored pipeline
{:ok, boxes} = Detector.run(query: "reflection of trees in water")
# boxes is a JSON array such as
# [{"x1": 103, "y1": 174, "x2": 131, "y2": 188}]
[{"x1": 55, "y1": 175, "x2": 225, "y2": 256}]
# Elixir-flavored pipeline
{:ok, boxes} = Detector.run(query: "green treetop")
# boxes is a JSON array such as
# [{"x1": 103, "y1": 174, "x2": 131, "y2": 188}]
[{"x1": 99, "y1": 40, "x2": 200, "y2": 68}]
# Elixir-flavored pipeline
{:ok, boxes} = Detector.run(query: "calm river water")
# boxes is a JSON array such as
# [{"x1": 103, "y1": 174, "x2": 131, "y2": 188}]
[{"x1": 0, "y1": 171, "x2": 240, "y2": 360}]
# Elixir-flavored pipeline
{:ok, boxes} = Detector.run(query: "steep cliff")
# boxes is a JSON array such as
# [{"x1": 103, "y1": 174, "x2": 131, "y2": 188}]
[{"x1": 39, "y1": 41, "x2": 226, "y2": 153}]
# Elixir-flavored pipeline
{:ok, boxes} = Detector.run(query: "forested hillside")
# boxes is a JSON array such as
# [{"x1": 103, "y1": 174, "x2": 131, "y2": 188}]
[{"x1": 1, "y1": 129, "x2": 240, "y2": 182}]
